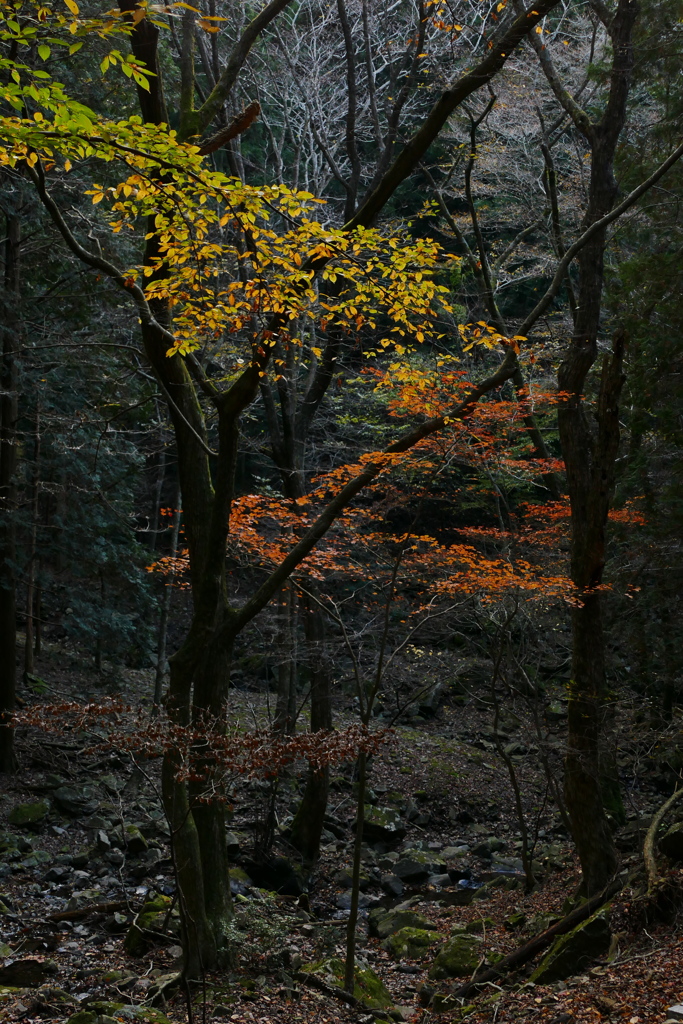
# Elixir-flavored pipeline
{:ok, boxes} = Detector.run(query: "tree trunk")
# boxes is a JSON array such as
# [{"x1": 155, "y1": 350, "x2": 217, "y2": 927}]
[
  {"x1": 290, "y1": 591, "x2": 333, "y2": 863},
  {"x1": 553, "y1": 0, "x2": 637, "y2": 894},
  {"x1": 0, "y1": 213, "x2": 20, "y2": 774}
]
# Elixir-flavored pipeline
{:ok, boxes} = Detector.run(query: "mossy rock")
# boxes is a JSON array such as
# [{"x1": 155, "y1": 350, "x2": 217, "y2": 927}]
[
  {"x1": 8, "y1": 801, "x2": 49, "y2": 829},
  {"x1": 361, "y1": 806, "x2": 407, "y2": 844},
  {"x1": 465, "y1": 917, "x2": 495, "y2": 934},
  {"x1": 429, "y1": 934, "x2": 482, "y2": 980},
  {"x1": 301, "y1": 957, "x2": 393, "y2": 1009},
  {"x1": 85, "y1": 1003, "x2": 172, "y2": 1024},
  {"x1": 124, "y1": 825, "x2": 148, "y2": 855},
  {"x1": 66, "y1": 1013, "x2": 98, "y2": 1024},
  {"x1": 123, "y1": 895, "x2": 175, "y2": 955},
  {"x1": 382, "y1": 926, "x2": 443, "y2": 960},
  {"x1": 530, "y1": 907, "x2": 611, "y2": 983},
  {"x1": 369, "y1": 906, "x2": 436, "y2": 939}
]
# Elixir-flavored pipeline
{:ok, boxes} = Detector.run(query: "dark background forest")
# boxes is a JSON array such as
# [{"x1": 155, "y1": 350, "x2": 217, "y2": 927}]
[{"x1": 0, "y1": 0, "x2": 682, "y2": 1020}]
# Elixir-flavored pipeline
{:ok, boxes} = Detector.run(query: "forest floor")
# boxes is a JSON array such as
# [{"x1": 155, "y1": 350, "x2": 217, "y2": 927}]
[{"x1": 0, "y1": 636, "x2": 682, "y2": 1024}]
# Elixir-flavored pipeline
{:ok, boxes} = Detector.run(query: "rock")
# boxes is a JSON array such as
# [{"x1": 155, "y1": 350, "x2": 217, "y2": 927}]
[
  {"x1": 226, "y1": 833, "x2": 241, "y2": 857},
  {"x1": 8, "y1": 801, "x2": 50, "y2": 829},
  {"x1": 382, "y1": 926, "x2": 442, "y2": 960},
  {"x1": 660, "y1": 823, "x2": 683, "y2": 861},
  {"x1": 85, "y1": 1003, "x2": 173, "y2": 1024},
  {"x1": 333, "y1": 867, "x2": 371, "y2": 891},
  {"x1": 68, "y1": 1014, "x2": 98, "y2": 1024},
  {"x1": 124, "y1": 894, "x2": 175, "y2": 955},
  {"x1": 381, "y1": 874, "x2": 404, "y2": 897},
  {"x1": 530, "y1": 907, "x2": 611, "y2": 983},
  {"x1": 667, "y1": 1006, "x2": 683, "y2": 1021},
  {"x1": 53, "y1": 786, "x2": 100, "y2": 817},
  {"x1": 394, "y1": 851, "x2": 446, "y2": 883},
  {"x1": 428, "y1": 873, "x2": 452, "y2": 887},
  {"x1": 300, "y1": 958, "x2": 392, "y2": 1009},
  {"x1": 504, "y1": 911, "x2": 527, "y2": 930},
  {"x1": 335, "y1": 891, "x2": 372, "y2": 910},
  {"x1": 0, "y1": 832, "x2": 31, "y2": 854},
  {"x1": 44, "y1": 865, "x2": 71, "y2": 883},
  {"x1": 428, "y1": 934, "x2": 482, "y2": 980},
  {"x1": 431, "y1": 993, "x2": 468, "y2": 1013},
  {"x1": 443, "y1": 845, "x2": 470, "y2": 858},
  {"x1": 369, "y1": 906, "x2": 436, "y2": 940},
  {"x1": 361, "y1": 807, "x2": 407, "y2": 845},
  {"x1": 472, "y1": 841, "x2": 492, "y2": 858},
  {"x1": 465, "y1": 917, "x2": 495, "y2": 933},
  {"x1": 124, "y1": 825, "x2": 148, "y2": 856},
  {"x1": 0, "y1": 958, "x2": 57, "y2": 986},
  {"x1": 241, "y1": 856, "x2": 303, "y2": 896}
]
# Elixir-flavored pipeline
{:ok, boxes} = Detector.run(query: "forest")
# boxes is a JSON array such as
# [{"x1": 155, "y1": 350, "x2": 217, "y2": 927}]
[{"x1": 0, "y1": 0, "x2": 682, "y2": 1021}]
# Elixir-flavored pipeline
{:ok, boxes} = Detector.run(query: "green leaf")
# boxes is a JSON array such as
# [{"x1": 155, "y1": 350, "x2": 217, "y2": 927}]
[{"x1": 38, "y1": 43, "x2": 51, "y2": 60}]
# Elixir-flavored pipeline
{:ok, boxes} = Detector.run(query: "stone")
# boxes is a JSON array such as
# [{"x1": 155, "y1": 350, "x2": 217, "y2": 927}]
[
  {"x1": 394, "y1": 851, "x2": 446, "y2": 883},
  {"x1": 428, "y1": 934, "x2": 483, "y2": 980},
  {"x1": 660, "y1": 823, "x2": 683, "y2": 861},
  {"x1": 53, "y1": 785, "x2": 100, "y2": 817},
  {"x1": 443, "y1": 845, "x2": 470, "y2": 858},
  {"x1": 530, "y1": 907, "x2": 611, "y2": 983},
  {"x1": 8, "y1": 801, "x2": 50, "y2": 829},
  {"x1": 431, "y1": 993, "x2": 466, "y2": 1013},
  {"x1": 124, "y1": 894, "x2": 175, "y2": 955},
  {"x1": 465, "y1": 917, "x2": 495, "y2": 933},
  {"x1": 381, "y1": 874, "x2": 404, "y2": 897},
  {"x1": 226, "y1": 833, "x2": 241, "y2": 857},
  {"x1": 666, "y1": 1006, "x2": 683, "y2": 1021},
  {"x1": 504, "y1": 911, "x2": 527, "y2": 930},
  {"x1": 361, "y1": 807, "x2": 407, "y2": 845},
  {"x1": 124, "y1": 825, "x2": 148, "y2": 855},
  {"x1": 0, "y1": 958, "x2": 57, "y2": 986},
  {"x1": 382, "y1": 926, "x2": 442, "y2": 960},
  {"x1": 335, "y1": 891, "x2": 372, "y2": 910},
  {"x1": 301, "y1": 958, "x2": 392, "y2": 1009},
  {"x1": 369, "y1": 907, "x2": 436, "y2": 940}
]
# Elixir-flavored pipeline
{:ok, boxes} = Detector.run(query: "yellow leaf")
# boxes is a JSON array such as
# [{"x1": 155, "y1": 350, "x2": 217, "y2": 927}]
[
  {"x1": 64, "y1": 158, "x2": 71, "y2": 172},
  {"x1": 64, "y1": 0, "x2": 79, "y2": 15}
]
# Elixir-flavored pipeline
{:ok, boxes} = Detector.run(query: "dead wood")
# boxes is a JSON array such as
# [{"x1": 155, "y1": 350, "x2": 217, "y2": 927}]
[
  {"x1": 292, "y1": 969, "x2": 392, "y2": 1020},
  {"x1": 449, "y1": 876, "x2": 624, "y2": 999},
  {"x1": 47, "y1": 899, "x2": 134, "y2": 921}
]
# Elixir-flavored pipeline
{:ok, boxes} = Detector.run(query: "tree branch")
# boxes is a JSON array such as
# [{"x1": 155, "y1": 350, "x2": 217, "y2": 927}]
[
  {"x1": 518, "y1": 138, "x2": 683, "y2": 338},
  {"x1": 347, "y1": 0, "x2": 562, "y2": 230}
]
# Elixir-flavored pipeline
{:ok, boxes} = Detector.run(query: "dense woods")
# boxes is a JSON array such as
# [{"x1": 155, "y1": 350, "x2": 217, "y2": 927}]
[{"x1": 0, "y1": 0, "x2": 682, "y2": 1021}]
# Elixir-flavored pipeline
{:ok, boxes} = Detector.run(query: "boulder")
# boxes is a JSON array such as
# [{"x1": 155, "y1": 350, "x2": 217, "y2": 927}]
[
  {"x1": 660, "y1": 822, "x2": 683, "y2": 861},
  {"x1": 428, "y1": 934, "x2": 482, "y2": 980},
  {"x1": 382, "y1": 926, "x2": 442, "y2": 960},
  {"x1": 300, "y1": 957, "x2": 392, "y2": 1009},
  {"x1": 369, "y1": 906, "x2": 436, "y2": 940},
  {"x1": 81, "y1": 1003, "x2": 173, "y2": 1024},
  {"x1": 0, "y1": 958, "x2": 57, "y2": 986},
  {"x1": 381, "y1": 874, "x2": 404, "y2": 897},
  {"x1": 124, "y1": 825, "x2": 148, "y2": 856},
  {"x1": 124, "y1": 894, "x2": 176, "y2": 955},
  {"x1": 361, "y1": 806, "x2": 407, "y2": 845},
  {"x1": 52, "y1": 785, "x2": 100, "y2": 817},
  {"x1": 530, "y1": 907, "x2": 611, "y2": 983},
  {"x1": 8, "y1": 801, "x2": 50, "y2": 829},
  {"x1": 394, "y1": 850, "x2": 446, "y2": 882}
]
